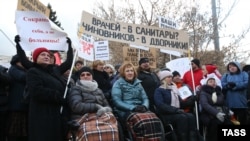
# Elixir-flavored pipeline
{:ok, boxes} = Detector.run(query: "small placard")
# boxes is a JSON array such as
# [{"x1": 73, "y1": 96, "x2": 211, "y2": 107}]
[{"x1": 178, "y1": 86, "x2": 192, "y2": 100}]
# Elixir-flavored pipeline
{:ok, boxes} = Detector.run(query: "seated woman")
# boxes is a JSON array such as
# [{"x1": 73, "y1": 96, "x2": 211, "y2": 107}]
[
  {"x1": 154, "y1": 70, "x2": 200, "y2": 141},
  {"x1": 111, "y1": 62, "x2": 163, "y2": 141},
  {"x1": 68, "y1": 66, "x2": 119, "y2": 141},
  {"x1": 200, "y1": 77, "x2": 234, "y2": 141}
]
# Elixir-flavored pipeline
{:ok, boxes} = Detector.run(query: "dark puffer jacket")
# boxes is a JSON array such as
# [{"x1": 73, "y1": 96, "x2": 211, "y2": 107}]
[{"x1": 199, "y1": 85, "x2": 225, "y2": 125}]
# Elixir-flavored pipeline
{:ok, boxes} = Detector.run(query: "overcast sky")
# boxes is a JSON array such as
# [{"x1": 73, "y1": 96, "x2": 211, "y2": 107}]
[{"x1": 1, "y1": 0, "x2": 250, "y2": 63}]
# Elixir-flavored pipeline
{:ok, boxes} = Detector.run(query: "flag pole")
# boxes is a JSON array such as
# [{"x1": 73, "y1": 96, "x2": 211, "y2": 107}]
[
  {"x1": 188, "y1": 50, "x2": 200, "y2": 130},
  {"x1": 60, "y1": 49, "x2": 78, "y2": 114}
]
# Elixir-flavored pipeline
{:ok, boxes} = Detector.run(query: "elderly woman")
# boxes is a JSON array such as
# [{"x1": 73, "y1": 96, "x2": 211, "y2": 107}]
[
  {"x1": 26, "y1": 47, "x2": 68, "y2": 141},
  {"x1": 68, "y1": 66, "x2": 112, "y2": 119},
  {"x1": 111, "y1": 62, "x2": 162, "y2": 140},
  {"x1": 68, "y1": 66, "x2": 119, "y2": 141},
  {"x1": 154, "y1": 70, "x2": 200, "y2": 141}
]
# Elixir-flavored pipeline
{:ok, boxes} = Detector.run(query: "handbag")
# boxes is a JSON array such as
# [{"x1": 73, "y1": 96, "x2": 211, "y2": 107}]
[{"x1": 76, "y1": 112, "x2": 119, "y2": 141}]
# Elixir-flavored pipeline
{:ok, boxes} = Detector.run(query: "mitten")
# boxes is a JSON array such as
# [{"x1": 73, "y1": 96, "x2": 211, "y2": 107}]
[
  {"x1": 96, "y1": 107, "x2": 106, "y2": 117},
  {"x1": 14, "y1": 35, "x2": 20, "y2": 43},
  {"x1": 66, "y1": 37, "x2": 72, "y2": 45},
  {"x1": 216, "y1": 112, "x2": 225, "y2": 122}
]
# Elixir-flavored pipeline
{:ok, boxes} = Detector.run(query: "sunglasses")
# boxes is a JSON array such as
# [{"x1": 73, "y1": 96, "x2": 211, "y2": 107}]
[{"x1": 80, "y1": 73, "x2": 91, "y2": 77}]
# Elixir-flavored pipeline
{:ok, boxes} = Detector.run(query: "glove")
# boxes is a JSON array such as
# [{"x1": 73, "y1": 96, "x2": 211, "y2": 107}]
[
  {"x1": 0, "y1": 65, "x2": 8, "y2": 73},
  {"x1": 132, "y1": 105, "x2": 147, "y2": 113},
  {"x1": 66, "y1": 37, "x2": 72, "y2": 45},
  {"x1": 176, "y1": 109, "x2": 185, "y2": 114},
  {"x1": 227, "y1": 82, "x2": 236, "y2": 89},
  {"x1": 96, "y1": 107, "x2": 106, "y2": 117},
  {"x1": 103, "y1": 107, "x2": 112, "y2": 112},
  {"x1": 96, "y1": 104, "x2": 102, "y2": 109},
  {"x1": 14, "y1": 35, "x2": 20, "y2": 43},
  {"x1": 216, "y1": 112, "x2": 225, "y2": 122}
]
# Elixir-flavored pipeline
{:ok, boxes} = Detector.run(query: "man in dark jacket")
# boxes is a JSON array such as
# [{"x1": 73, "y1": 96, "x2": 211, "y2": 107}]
[
  {"x1": 137, "y1": 58, "x2": 160, "y2": 113},
  {"x1": 0, "y1": 65, "x2": 11, "y2": 141}
]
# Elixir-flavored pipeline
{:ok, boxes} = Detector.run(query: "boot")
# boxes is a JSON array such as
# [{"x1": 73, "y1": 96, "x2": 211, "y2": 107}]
[{"x1": 178, "y1": 133, "x2": 188, "y2": 141}]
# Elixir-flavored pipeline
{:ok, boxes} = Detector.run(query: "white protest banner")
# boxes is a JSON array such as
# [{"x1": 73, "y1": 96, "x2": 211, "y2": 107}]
[
  {"x1": 166, "y1": 57, "x2": 191, "y2": 78},
  {"x1": 94, "y1": 41, "x2": 109, "y2": 60},
  {"x1": 15, "y1": 11, "x2": 67, "y2": 51},
  {"x1": 80, "y1": 11, "x2": 189, "y2": 53},
  {"x1": 77, "y1": 34, "x2": 94, "y2": 61}
]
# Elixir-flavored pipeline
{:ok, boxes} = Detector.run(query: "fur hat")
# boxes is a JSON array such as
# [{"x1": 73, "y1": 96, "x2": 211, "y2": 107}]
[
  {"x1": 191, "y1": 59, "x2": 200, "y2": 67},
  {"x1": 139, "y1": 57, "x2": 149, "y2": 65},
  {"x1": 78, "y1": 66, "x2": 93, "y2": 78},
  {"x1": 158, "y1": 70, "x2": 173, "y2": 81},
  {"x1": 172, "y1": 71, "x2": 181, "y2": 77},
  {"x1": 32, "y1": 47, "x2": 50, "y2": 63}
]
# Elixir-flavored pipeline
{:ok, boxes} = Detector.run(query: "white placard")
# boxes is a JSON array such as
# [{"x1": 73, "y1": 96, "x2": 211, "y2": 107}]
[
  {"x1": 94, "y1": 41, "x2": 109, "y2": 60},
  {"x1": 77, "y1": 34, "x2": 94, "y2": 61},
  {"x1": 178, "y1": 86, "x2": 193, "y2": 100},
  {"x1": 15, "y1": 11, "x2": 67, "y2": 51}
]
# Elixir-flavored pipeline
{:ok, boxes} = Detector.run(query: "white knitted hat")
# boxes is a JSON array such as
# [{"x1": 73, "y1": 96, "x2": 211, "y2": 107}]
[{"x1": 158, "y1": 70, "x2": 173, "y2": 81}]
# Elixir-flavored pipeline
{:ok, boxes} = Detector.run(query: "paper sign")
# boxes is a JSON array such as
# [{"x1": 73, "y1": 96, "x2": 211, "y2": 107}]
[
  {"x1": 178, "y1": 86, "x2": 193, "y2": 100},
  {"x1": 15, "y1": 10, "x2": 67, "y2": 51},
  {"x1": 166, "y1": 57, "x2": 191, "y2": 78}
]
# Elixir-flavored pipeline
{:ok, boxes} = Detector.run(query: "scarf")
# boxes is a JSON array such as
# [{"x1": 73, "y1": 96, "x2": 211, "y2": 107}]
[
  {"x1": 76, "y1": 80, "x2": 98, "y2": 92},
  {"x1": 160, "y1": 81, "x2": 180, "y2": 108}
]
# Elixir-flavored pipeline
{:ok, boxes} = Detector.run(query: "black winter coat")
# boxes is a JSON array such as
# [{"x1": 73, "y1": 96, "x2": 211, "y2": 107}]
[
  {"x1": 26, "y1": 64, "x2": 66, "y2": 141},
  {"x1": 92, "y1": 69, "x2": 112, "y2": 93},
  {"x1": 137, "y1": 70, "x2": 160, "y2": 112},
  {"x1": 0, "y1": 65, "x2": 10, "y2": 111},
  {"x1": 199, "y1": 85, "x2": 225, "y2": 125},
  {"x1": 8, "y1": 64, "x2": 28, "y2": 111}
]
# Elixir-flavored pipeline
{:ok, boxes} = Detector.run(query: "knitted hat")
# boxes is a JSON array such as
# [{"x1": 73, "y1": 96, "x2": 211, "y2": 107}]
[
  {"x1": 139, "y1": 58, "x2": 149, "y2": 65},
  {"x1": 206, "y1": 76, "x2": 215, "y2": 84},
  {"x1": 205, "y1": 64, "x2": 217, "y2": 74},
  {"x1": 78, "y1": 66, "x2": 93, "y2": 78},
  {"x1": 158, "y1": 70, "x2": 173, "y2": 81},
  {"x1": 191, "y1": 59, "x2": 200, "y2": 67},
  {"x1": 32, "y1": 47, "x2": 50, "y2": 63},
  {"x1": 172, "y1": 71, "x2": 181, "y2": 77}
]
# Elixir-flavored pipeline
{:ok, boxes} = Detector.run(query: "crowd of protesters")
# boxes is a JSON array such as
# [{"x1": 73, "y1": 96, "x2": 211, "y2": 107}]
[{"x1": 0, "y1": 36, "x2": 250, "y2": 141}]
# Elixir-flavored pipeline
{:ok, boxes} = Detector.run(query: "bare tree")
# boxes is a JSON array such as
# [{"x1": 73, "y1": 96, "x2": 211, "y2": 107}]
[{"x1": 90, "y1": 0, "x2": 250, "y2": 71}]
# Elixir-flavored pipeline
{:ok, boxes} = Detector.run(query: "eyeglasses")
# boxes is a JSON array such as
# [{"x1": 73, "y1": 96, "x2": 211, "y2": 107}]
[
  {"x1": 80, "y1": 73, "x2": 91, "y2": 77},
  {"x1": 104, "y1": 67, "x2": 110, "y2": 69}
]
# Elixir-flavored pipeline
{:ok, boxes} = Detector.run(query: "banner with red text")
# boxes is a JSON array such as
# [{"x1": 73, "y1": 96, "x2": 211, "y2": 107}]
[{"x1": 15, "y1": 10, "x2": 67, "y2": 51}]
